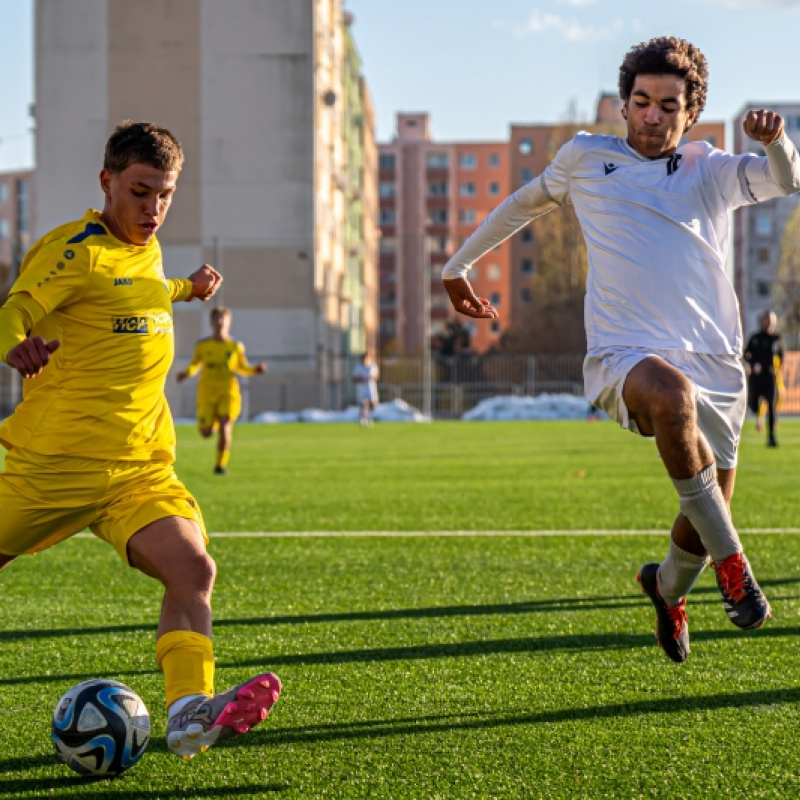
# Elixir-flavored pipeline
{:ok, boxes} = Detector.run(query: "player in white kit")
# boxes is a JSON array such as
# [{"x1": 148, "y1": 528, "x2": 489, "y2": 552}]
[
  {"x1": 352, "y1": 353, "x2": 379, "y2": 427},
  {"x1": 442, "y1": 37, "x2": 800, "y2": 663}
]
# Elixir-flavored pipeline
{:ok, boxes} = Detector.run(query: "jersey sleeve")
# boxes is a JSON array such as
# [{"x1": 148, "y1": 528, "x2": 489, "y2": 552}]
[
  {"x1": 9, "y1": 239, "x2": 93, "y2": 313},
  {"x1": 232, "y1": 342, "x2": 259, "y2": 376},
  {"x1": 441, "y1": 141, "x2": 570, "y2": 280},
  {"x1": 168, "y1": 278, "x2": 193, "y2": 302},
  {"x1": 183, "y1": 341, "x2": 205, "y2": 377}
]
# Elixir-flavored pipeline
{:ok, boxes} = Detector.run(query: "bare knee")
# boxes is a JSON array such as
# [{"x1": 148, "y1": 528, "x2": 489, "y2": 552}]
[
  {"x1": 624, "y1": 358, "x2": 696, "y2": 435},
  {"x1": 167, "y1": 550, "x2": 217, "y2": 594}
]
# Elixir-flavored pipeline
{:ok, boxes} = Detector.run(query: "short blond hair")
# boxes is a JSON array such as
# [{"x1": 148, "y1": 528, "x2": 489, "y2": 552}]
[{"x1": 210, "y1": 306, "x2": 231, "y2": 322}]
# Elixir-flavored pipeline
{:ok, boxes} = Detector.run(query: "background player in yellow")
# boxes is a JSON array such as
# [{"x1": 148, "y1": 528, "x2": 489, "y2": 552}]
[
  {"x1": 177, "y1": 306, "x2": 267, "y2": 474},
  {"x1": 0, "y1": 121, "x2": 281, "y2": 760}
]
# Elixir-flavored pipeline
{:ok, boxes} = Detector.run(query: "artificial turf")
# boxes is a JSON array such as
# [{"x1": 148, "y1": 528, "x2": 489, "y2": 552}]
[{"x1": 0, "y1": 419, "x2": 797, "y2": 798}]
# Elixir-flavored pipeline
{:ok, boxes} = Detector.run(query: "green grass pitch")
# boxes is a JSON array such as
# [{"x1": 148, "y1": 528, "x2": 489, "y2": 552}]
[{"x1": 0, "y1": 419, "x2": 799, "y2": 798}]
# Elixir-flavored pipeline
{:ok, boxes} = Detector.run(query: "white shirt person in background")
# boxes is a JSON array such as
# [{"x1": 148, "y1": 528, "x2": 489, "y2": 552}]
[
  {"x1": 442, "y1": 36, "x2": 800, "y2": 664},
  {"x1": 352, "y1": 352, "x2": 380, "y2": 428}
]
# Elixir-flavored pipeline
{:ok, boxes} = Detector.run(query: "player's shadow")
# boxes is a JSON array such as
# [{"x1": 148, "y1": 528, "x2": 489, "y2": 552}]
[
  {"x1": 0, "y1": 776, "x2": 292, "y2": 800},
  {"x1": 219, "y1": 684, "x2": 800, "y2": 750},
  {"x1": 2, "y1": 573, "x2": 799, "y2": 646}
]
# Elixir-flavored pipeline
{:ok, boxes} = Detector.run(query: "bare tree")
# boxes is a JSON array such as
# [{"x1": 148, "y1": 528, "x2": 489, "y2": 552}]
[{"x1": 773, "y1": 200, "x2": 800, "y2": 342}]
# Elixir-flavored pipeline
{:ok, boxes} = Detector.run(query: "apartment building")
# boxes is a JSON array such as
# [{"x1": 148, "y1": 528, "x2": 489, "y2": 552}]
[
  {"x1": 34, "y1": 0, "x2": 376, "y2": 414},
  {"x1": 378, "y1": 113, "x2": 509, "y2": 355},
  {"x1": 0, "y1": 169, "x2": 34, "y2": 297},
  {"x1": 733, "y1": 102, "x2": 800, "y2": 338}
]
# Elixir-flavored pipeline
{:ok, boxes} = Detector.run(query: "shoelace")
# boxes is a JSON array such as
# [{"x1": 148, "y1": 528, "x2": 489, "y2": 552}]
[
  {"x1": 665, "y1": 600, "x2": 687, "y2": 640},
  {"x1": 715, "y1": 555, "x2": 748, "y2": 603}
]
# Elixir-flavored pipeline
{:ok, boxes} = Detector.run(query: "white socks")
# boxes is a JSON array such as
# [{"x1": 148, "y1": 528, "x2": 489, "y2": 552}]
[
  {"x1": 671, "y1": 463, "x2": 742, "y2": 563},
  {"x1": 657, "y1": 538, "x2": 709, "y2": 607}
]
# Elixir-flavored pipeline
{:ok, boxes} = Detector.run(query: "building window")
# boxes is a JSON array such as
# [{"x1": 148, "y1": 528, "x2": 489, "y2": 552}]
[
  {"x1": 379, "y1": 153, "x2": 396, "y2": 170},
  {"x1": 17, "y1": 179, "x2": 29, "y2": 234},
  {"x1": 520, "y1": 168, "x2": 533, "y2": 183},
  {"x1": 380, "y1": 290, "x2": 396, "y2": 308},
  {"x1": 0, "y1": 183, "x2": 7, "y2": 203},
  {"x1": 459, "y1": 182, "x2": 476, "y2": 196},
  {"x1": 521, "y1": 259, "x2": 534, "y2": 274},
  {"x1": 459, "y1": 153, "x2": 476, "y2": 169},
  {"x1": 488, "y1": 152, "x2": 500, "y2": 167},
  {"x1": 428, "y1": 235, "x2": 448, "y2": 253},
  {"x1": 428, "y1": 208, "x2": 448, "y2": 225},
  {"x1": 488, "y1": 181, "x2": 500, "y2": 195},
  {"x1": 757, "y1": 247, "x2": 770, "y2": 263},
  {"x1": 755, "y1": 214, "x2": 772, "y2": 235},
  {"x1": 428, "y1": 181, "x2": 448, "y2": 196},
  {"x1": 379, "y1": 181, "x2": 395, "y2": 198},
  {"x1": 487, "y1": 264, "x2": 501, "y2": 281},
  {"x1": 521, "y1": 228, "x2": 533, "y2": 244},
  {"x1": 427, "y1": 153, "x2": 448, "y2": 169},
  {"x1": 459, "y1": 209, "x2": 476, "y2": 224},
  {"x1": 380, "y1": 319, "x2": 396, "y2": 337},
  {"x1": 379, "y1": 237, "x2": 397, "y2": 253},
  {"x1": 489, "y1": 292, "x2": 501, "y2": 306},
  {"x1": 379, "y1": 208, "x2": 396, "y2": 225},
  {"x1": 431, "y1": 293, "x2": 450, "y2": 309},
  {"x1": 490, "y1": 320, "x2": 501, "y2": 334},
  {"x1": 521, "y1": 288, "x2": 532, "y2": 304},
  {"x1": 519, "y1": 138, "x2": 533, "y2": 155},
  {"x1": 0, "y1": 219, "x2": 9, "y2": 239},
  {"x1": 757, "y1": 281, "x2": 770, "y2": 297}
]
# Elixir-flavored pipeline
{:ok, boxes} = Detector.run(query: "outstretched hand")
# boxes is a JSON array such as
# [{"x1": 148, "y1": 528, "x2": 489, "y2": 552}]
[
  {"x1": 443, "y1": 277, "x2": 499, "y2": 319},
  {"x1": 7, "y1": 337, "x2": 60, "y2": 379},
  {"x1": 743, "y1": 109, "x2": 784, "y2": 147},
  {"x1": 187, "y1": 264, "x2": 223, "y2": 302}
]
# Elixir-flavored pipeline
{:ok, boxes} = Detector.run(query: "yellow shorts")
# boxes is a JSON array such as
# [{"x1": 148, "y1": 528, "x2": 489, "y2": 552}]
[
  {"x1": 197, "y1": 388, "x2": 241, "y2": 429},
  {"x1": 0, "y1": 448, "x2": 207, "y2": 563}
]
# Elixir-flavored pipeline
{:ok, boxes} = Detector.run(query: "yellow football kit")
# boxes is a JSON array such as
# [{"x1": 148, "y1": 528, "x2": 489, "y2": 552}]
[
  {"x1": 0, "y1": 209, "x2": 206, "y2": 560},
  {"x1": 184, "y1": 338, "x2": 260, "y2": 428}
]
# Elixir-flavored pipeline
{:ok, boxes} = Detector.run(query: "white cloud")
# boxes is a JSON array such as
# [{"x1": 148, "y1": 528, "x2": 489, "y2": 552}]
[
  {"x1": 514, "y1": 11, "x2": 623, "y2": 41},
  {"x1": 558, "y1": 0, "x2": 598, "y2": 6}
]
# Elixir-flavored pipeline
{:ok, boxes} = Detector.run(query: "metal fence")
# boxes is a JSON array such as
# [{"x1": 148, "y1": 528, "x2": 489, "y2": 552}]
[{"x1": 377, "y1": 353, "x2": 586, "y2": 418}]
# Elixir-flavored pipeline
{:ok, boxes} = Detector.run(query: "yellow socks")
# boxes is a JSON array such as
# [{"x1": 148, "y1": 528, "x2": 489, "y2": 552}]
[
  {"x1": 156, "y1": 630, "x2": 215, "y2": 710},
  {"x1": 215, "y1": 448, "x2": 230, "y2": 470}
]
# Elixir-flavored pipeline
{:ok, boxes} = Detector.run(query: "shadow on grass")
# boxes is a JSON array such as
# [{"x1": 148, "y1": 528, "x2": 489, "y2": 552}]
[
  {"x1": 2, "y1": 572, "x2": 799, "y2": 646},
  {"x1": 0, "y1": 771, "x2": 287, "y2": 798},
  {"x1": 224, "y1": 684, "x2": 800, "y2": 748}
]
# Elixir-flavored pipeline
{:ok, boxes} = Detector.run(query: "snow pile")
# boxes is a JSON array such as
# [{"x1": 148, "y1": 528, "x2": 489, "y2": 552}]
[
  {"x1": 462, "y1": 393, "x2": 596, "y2": 421},
  {"x1": 250, "y1": 399, "x2": 430, "y2": 424}
]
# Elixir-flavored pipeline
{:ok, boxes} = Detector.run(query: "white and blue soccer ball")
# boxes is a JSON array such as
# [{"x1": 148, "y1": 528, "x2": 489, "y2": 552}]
[{"x1": 51, "y1": 679, "x2": 150, "y2": 777}]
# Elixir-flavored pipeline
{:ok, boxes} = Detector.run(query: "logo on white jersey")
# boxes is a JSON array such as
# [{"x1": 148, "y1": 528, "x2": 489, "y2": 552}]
[{"x1": 604, "y1": 162, "x2": 619, "y2": 175}]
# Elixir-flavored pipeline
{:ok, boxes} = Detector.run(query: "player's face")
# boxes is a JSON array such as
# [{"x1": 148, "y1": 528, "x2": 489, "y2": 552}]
[
  {"x1": 99, "y1": 162, "x2": 179, "y2": 246},
  {"x1": 212, "y1": 314, "x2": 231, "y2": 339},
  {"x1": 624, "y1": 74, "x2": 695, "y2": 159}
]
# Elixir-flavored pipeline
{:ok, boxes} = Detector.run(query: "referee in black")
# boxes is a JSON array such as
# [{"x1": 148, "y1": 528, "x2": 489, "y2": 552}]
[{"x1": 744, "y1": 309, "x2": 784, "y2": 447}]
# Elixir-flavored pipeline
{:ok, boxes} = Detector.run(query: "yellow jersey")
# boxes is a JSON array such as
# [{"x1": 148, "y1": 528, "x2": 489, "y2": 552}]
[
  {"x1": 184, "y1": 338, "x2": 259, "y2": 399},
  {"x1": 0, "y1": 209, "x2": 192, "y2": 461}
]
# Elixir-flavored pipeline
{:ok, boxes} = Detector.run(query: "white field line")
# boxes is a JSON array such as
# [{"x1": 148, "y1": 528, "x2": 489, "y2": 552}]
[{"x1": 74, "y1": 528, "x2": 800, "y2": 539}]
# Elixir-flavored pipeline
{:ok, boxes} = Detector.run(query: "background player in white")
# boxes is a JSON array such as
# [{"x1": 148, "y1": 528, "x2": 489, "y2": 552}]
[
  {"x1": 442, "y1": 36, "x2": 800, "y2": 663},
  {"x1": 352, "y1": 352, "x2": 379, "y2": 427}
]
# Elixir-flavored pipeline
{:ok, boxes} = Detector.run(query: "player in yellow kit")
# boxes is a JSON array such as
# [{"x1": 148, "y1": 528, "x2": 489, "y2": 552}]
[
  {"x1": 0, "y1": 121, "x2": 280, "y2": 760},
  {"x1": 177, "y1": 307, "x2": 266, "y2": 474}
]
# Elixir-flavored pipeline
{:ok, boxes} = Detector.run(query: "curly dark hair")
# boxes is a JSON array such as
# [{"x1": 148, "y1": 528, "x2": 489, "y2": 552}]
[
  {"x1": 618, "y1": 37, "x2": 708, "y2": 129},
  {"x1": 103, "y1": 120, "x2": 184, "y2": 173}
]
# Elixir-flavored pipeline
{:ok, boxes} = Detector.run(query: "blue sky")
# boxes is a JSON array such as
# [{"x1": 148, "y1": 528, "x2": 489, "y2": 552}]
[{"x1": 2, "y1": 0, "x2": 800, "y2": 170}]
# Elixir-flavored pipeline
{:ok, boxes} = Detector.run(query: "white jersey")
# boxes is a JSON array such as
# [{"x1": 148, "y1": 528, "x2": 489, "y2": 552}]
[{"x1": 443, "y1": 131, "x2": 800, "y2": 356}]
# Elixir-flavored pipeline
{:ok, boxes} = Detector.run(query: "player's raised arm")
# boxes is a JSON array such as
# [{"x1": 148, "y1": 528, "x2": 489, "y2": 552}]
[{"x1": 742, "y1": 109, "x2": 800, "y2": 198}]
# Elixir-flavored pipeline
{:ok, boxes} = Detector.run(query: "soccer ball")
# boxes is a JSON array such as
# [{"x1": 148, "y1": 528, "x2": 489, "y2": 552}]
[{"x1": 51, "y1": 679, "x2": 150, "y2": 777}]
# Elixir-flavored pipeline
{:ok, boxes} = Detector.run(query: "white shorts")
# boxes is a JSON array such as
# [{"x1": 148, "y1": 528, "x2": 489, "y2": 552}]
[{"x1": 583, "y1": 347, "x2": 747, "y2": 469}]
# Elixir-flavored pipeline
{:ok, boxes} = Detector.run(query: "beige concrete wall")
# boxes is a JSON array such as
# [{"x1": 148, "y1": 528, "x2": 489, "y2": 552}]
[
  {"x1": 35, "y1": 0, "x2": 108, "y2": 234},
  {"x1": 107, "y1": 0, "x2": 202, "y2": 246}
]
